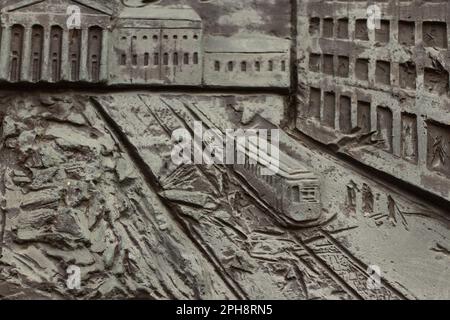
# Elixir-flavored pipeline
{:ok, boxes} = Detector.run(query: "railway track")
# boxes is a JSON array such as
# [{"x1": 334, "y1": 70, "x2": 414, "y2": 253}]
[
  {"x1": 166, "y1": 97, "x2": 414, "y2": 300},
  {"x1": 94, "y1": 94, "x2": 413, "y2": 300}
]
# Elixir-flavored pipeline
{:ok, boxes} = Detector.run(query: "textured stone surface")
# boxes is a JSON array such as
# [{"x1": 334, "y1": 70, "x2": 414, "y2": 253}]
[{"x1": 0, "y1": 0, "x2": 449, "y2": 300}]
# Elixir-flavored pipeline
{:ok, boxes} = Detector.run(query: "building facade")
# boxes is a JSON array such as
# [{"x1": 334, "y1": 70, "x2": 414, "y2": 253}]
[
  {"x1": 110, "y1": 6, "x2": 203, "y2": 86},
  {"x1": 296, "y1": 0, "x2": 450, "y2": 201},
  {"x1": 0, "y1": 0, "x2": 291, "y2": 88},
  {"x1": 203, "y1": 36, "x2": 291, "y2": 88},
  {"x1": 0, "y1": 0, "x2": 111, "y2": 83}
]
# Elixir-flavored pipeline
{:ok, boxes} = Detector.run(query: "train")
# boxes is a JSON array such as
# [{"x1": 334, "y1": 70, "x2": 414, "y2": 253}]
[{"x1": 185, "y1": 102, "x2": 322, "y2": 224}]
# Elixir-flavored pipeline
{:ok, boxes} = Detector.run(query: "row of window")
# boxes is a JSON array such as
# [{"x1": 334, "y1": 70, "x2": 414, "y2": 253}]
[
  {"x1": 5, "y1": 24, "x2": 102, "y2": 82},
  {"x1": 121, "y1": 34, "x2": 199, "y2": 41},
  {"x1": 310, "y1": 53, "x2": 392, "y2": 85},
  {"x1": 309, "y1": 52, "x2": 450, "y2": 94},
  {"x1": 213, "y1": 60, "x2": 287, "y2": 72},
  {"x1": 120, "y1": 52, "x2": 199, "y2": 66},
  {"x1": 307, "y1": 86, "x2": 422, "y2": 164},
  {"x1": 309, "y1": 17, "x2": 448, "y2": 48}
]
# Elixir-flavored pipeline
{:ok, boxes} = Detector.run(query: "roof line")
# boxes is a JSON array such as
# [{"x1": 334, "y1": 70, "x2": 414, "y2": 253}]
[
  {"x1": 3, "y1": 0, "x2": 113, "y2": 15},
  {"x1": 119, "y1": 18, "x2": 201, "y2": 22},
  {"x1": 205, "y1": 51, "x2": 288, "y2": 54}
]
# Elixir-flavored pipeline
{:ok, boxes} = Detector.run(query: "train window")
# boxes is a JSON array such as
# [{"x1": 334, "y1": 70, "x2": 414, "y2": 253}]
[
  {"x1": 184, "y1": 53, "x2": 189, "y2": 65},
  {"x1": 132, "y1": 54, "x2": 138, "y2": 66},
  {"x1": 301, "y1": 187, "x2": 317, "y2": 203},
  {"x1": 255, "y1": 61, "x2": 261, "y2": 72},
  {"x1": 214, "y1": 61, "x2": 220, "y2": 71},
  {"x1": 292, "y1": 186, "x2": 300, "y2": 202},
  {"x1": 193, "y1": 52, "x2": 199, "y2": 64},
  {"x1": 154, "y1": 53, "x2": 159, "y2": 65},
  {"x1": 228, "y1": 61, "x2": 234, "y2": 71},
  {"x1": 120, "y1": 54, "x2": 126, "y2": 65},
  {"x1": 241, "y1": 61, "x2": 247, "y2": 72},
  {"x1": 268, "y1": 60, "x2": 274, "y2": 71},
  {"x1": 173, "y1": 52, "x2": 178, "y2": 65},
  {"x1": 144, "y1": 53, "x2": 149, "y2": 66},
  {"x1": 281, "y1": 60, "x2": 286, "y2": 71},
  {"x1": 163, "y1": 53, "x2": 169, "y2": 65}
]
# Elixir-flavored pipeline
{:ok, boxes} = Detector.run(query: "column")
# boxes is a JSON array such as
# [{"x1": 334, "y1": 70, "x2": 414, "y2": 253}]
[
  {"x1": 61, "y1": 28, "x2": 70, "y2": 81},
  {"x1": 80, "y1": 27, "x2": 89, "y2": 81},
  {"x1": 41, "y1": 26, "x2": 50, "y2": 81},
  {"x1": 100, "y1": 28, "x2": 109, "y2": 82},
  {"x1": 0, "y1": 25, "x2": 11, "y2": 80},
  {"x1": 21, "y1": 26, "x2": 32, "y2": 81}
]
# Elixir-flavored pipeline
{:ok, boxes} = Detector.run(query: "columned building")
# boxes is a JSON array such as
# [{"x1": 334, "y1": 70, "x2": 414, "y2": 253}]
[{"x1": 0, "y1": 0, "x2": 112, "y2": 83}]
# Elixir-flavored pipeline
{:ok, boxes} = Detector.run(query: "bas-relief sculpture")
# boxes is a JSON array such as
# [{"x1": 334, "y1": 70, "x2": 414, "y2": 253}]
[{"x1": 0, "y1": 0, "x2": 449, "y2": 300}]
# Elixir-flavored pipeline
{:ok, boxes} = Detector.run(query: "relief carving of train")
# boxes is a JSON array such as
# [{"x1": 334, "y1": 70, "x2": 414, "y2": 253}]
[
  {"x1": 0, "y1": 0, "x2": 291, "y2": 88},
  {"x1": 187, "y1": 103, "x2": 322, "y2": 224},
  {"x1": 233, "y1": 136, "x2": 322, "y2": 223}
]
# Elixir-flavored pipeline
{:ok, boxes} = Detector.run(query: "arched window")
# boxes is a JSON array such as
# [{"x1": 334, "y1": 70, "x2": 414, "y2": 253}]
[
  {"x1": 268, "y1": 60, "x2": 273, "y2": 71},
  {"x1": 10, "y1": 24, "x2": 24, "y2": 82},
  {"x1": 193, "y1": 52, "x2": 199, "y2": 64},
  {"x1": 88, "y1": 26, "x2": 102, "y2": 82},
  {"x1": 183, "y1": 35, "x2": 188, "y2": 40},
  {"x1": 241, "y1": 61, "x2": 247, "y2": 72},
  {"x1": 120, "y1": 54, "x2": 126, "y2": 65},
  {"x1": 255, "y1": 61, "x2": 261, "y2": 72},
  {"x1": 50, "y1": 25, "x2": 63, "y2": 82},
  {"x1": 144, "y1": 53, "x2": 149, "y2": 66},
  {"x1": 153, "y1": 35, "x2": 158, "y2": 41},
  {"x1": 163, "y1": 53, "x2": 169, "y2": 65},
  {"x1": 30, "y1": 25, "x2": 44, "y2": 82},
  {"x1": 173, "y1": 35, "x2": 178, "y2": 39},
  {"x1": 132, "y1": 54, "x2": 138, "y2": 66},
  {"x1": 281, "y1": 60, "x2": 286, "y2": 71},
  {"x1": 173, "y1": 52, "x2": 178, "y2": 65},
  {"x1": 143, "y1": 35, "x2": 148, "y2": 40},
  {"x1": 69, "y1": 29, "x2": 81, "y2": 81},
  {"x1": 154, "y1": 53, "x2": 159, "y2": 65},
  {"x1": 228, "y1": 61, "x2": 234, "y2": 71},
  {"x1": 214, "y1": 61, "x2": 220, "y2": 71},
  {"x1": 184, "y1": 53, "x2": 189, "y2": 65}
]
